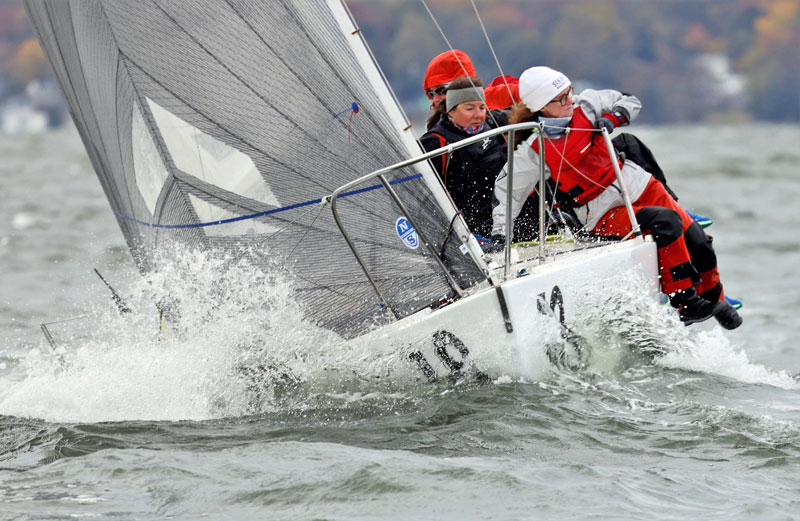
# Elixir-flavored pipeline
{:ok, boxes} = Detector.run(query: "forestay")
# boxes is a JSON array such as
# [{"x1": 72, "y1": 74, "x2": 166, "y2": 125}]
[{"x1": 24, "y1": 0, "x2": 486, "y2": 338}]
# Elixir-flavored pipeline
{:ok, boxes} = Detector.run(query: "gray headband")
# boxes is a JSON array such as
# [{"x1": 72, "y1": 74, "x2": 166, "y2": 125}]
[{"x1": 445, "y1": 87, "x2": 486, "y2": 112}]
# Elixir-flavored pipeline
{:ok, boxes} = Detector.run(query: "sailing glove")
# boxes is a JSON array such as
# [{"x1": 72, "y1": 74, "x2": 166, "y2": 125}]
[
  {"x1": 596, "y1": 116, "x2": 615, "y2": 134},
  {"x1": 596, "y1": 111, "x2": 626, "y2": 134}
]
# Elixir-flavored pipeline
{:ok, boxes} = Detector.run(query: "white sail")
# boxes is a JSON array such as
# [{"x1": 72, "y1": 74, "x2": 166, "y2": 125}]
[{"x1": 24, "y1": 0, "x2": 487, "y2": 338}]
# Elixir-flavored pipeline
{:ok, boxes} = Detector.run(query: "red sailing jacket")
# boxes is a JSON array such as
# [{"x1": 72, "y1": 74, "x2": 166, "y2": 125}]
[{"x1": 532, "y1": 106, "x2": 621, "y2": 206}]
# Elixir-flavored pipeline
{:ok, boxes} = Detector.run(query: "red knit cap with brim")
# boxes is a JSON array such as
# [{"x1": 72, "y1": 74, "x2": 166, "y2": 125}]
[{"x1": 423, "y1": 50, "x2": 476, "y2": 96}]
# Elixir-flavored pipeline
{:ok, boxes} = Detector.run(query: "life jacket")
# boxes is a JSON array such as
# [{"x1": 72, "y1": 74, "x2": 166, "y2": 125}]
[
  {"x1": 424, "y1": 111, "x2": 508, "y2": 184},
  {"x1": 532, "y1": 106, "x2": 621, "y2": 206}
]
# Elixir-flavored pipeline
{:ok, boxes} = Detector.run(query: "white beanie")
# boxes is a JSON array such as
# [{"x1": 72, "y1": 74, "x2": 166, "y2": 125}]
[{"x1": 518, "y1": 66, "x2": 571, "y2": 112}]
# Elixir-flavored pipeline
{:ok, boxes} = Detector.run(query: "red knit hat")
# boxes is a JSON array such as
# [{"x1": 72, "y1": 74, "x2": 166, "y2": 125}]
[
  {"x1": 487, "y1": 75, "x2": 519, "y2": 89},
  {"x1": 423, "y1": 50, "x2": 476, "y2": 97}
]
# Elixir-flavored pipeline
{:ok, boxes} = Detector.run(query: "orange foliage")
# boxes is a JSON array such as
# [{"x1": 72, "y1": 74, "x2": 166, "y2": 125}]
[
  {"x1": 755, "y1": 0, "x2": 799, "y2": 42},
  {"x1": 683, "y1": 22, "x2": 711, "y2": 50},
  {"x1": 11, "y1": 37, "x2": 47, "y2": 82},
  {"x1": 743, "y1": 0, "x2": 800, "y2": 65}
]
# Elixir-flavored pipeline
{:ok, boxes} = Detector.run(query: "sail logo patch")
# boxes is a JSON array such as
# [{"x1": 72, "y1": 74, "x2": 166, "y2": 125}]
[{"x1": 395, "y1": 217, "x2": 419, "y2": 249}]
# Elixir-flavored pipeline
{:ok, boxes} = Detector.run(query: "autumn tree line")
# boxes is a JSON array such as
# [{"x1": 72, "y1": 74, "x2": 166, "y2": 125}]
[
  {"x1": 0, "y1": 3, "x2": 48, "y2": 99},
  {"x1": 1, "y1": 0, "x2": 798, "y2": 124},
  {"x1": 350, "y1": 0, "x2": 799, "y2": 124}
]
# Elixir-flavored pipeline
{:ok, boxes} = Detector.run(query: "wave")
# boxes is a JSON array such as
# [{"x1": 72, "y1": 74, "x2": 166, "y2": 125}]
[{"x1": 1, "y1": 244, "x2": 795, "y2": 424}]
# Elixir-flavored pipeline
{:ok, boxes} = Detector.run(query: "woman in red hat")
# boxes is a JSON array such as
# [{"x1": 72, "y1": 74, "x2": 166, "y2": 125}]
[{"x1": 423, "y1": 50, "x2": 519, "y2": 120}]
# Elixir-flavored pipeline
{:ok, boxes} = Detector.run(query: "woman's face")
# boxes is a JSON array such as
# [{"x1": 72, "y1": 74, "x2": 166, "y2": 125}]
[
  {"x1": 540, "y1": 86, "x2": 574, "y2": 118},
  {"x1": 449, "y1": 101, "x2": 487, "y2": 128}
]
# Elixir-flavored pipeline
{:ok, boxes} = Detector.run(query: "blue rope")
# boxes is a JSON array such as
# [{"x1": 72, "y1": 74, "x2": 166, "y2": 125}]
[{"x1": 113, "y1": 173, "x2": 424, "y2": 229}]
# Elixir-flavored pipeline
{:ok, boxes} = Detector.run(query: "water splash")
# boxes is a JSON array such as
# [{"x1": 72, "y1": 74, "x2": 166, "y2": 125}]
[
  {"x1": 553, "y1": 269, "x2": 797, "y2": 390},
  {"x1": 577, "y1": 272, "x2": 799, "y2": 389},
  {"x1": 657, "y1": 328, "x2": 799, "y2": 390},
  {"x1": 0, "y1": 247, "x2": 412, "y2": 422},
  {"x1": 2, "y1": 248, "x2": 793, "y2": 423}
]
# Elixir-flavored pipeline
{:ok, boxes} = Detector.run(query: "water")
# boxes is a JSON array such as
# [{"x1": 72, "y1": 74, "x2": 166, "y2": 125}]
[{"x1": 1, "y1": 124, "x2": 800, "y2": 520}]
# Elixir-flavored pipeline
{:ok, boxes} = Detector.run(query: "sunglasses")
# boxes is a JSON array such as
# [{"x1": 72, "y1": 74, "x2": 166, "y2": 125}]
[{"x1": 426, "y1": 83, "x2": 450, "y2": 99}]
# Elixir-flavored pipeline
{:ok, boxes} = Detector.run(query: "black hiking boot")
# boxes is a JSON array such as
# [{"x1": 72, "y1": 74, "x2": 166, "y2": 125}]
[
  {"x1": 672, "y1": 288, "x2": 717, "y2": 325},
  {"x1": 712, "y1": 300, "x2": 743, "y2": 330},
  {"x1": 670, "y1": 287, "x2": 742, "y2": 329}
]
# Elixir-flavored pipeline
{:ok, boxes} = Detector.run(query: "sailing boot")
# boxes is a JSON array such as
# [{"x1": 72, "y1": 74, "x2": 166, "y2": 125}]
[
  {"x1": 670, "y1": 287, "x2": 742, "y2": 329},
  {"x1": 713, "y1": 300, "x2": 743, "y2": 330},
  {"x1": 697, "y1": 282, "x2": 744, "y2": 327},
  {"x1": 671, "y1": 287, "x2": 717, "y2": 325},
  {"x1": 684, "y1": 209, "x2": 713, "y2": 228},
  {"x1": 724, "y1": 295, "x2": 743, "y2": 310}
]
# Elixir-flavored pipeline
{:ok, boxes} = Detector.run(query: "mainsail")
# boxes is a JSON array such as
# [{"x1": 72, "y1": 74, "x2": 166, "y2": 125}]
[{"x1": 24, "y1": 0, "x2": 486, "y2": 338}]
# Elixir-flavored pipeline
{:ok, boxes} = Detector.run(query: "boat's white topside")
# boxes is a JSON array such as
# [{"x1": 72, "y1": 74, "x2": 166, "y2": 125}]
[
  {"x1": 354, "y1": 237, "x2": 660, "y2": 381},
  {"x1": 490, "y1": 236, "x2": 653, "y2": 279}
]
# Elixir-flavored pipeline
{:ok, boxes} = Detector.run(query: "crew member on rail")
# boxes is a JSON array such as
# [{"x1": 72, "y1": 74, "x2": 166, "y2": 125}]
[
  {"x1": 423, "y1": 51, "x2": 558, "y2": 241},
  {"x1": 490, "y1": 66, "x2": 742, "y2": 329},
  {"x1": 419, "y1": 76, "x2": 508, "y2": 241}
]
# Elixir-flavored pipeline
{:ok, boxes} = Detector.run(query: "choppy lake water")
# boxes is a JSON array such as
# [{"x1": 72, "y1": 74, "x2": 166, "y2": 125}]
[{"x1": 1, "y1": 123, "x2": 800, "y2": 520}]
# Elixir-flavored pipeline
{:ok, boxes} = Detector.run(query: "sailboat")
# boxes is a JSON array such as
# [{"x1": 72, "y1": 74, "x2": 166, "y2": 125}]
[{"x1": 24, "y1": 0, "x2": 660, "y2": 381}]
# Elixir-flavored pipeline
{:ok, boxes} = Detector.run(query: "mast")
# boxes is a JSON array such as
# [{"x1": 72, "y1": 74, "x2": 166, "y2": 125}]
[{"x1": 327, "y1": 0, "x2": 492, "y2": 279}]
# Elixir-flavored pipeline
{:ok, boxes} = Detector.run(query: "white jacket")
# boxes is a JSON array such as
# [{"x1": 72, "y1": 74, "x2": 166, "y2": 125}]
[{"x1": 491, "y1": 89, "x2": 642, "y2": 236}]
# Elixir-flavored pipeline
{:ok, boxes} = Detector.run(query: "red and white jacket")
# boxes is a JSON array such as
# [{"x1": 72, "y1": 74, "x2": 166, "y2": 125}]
[{"x1": 492, "y1": 89, "x2": 642, "y2": 236}]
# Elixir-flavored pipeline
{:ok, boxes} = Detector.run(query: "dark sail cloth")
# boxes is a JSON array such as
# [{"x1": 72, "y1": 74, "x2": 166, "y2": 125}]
[{"x1": 420, "y1": 110, "x2": 508, "y2": 238}]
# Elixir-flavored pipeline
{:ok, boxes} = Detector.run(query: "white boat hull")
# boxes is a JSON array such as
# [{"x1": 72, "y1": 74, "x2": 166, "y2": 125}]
[{"x1": 357, "y1": 238, "x2": 661, "y2": 381}]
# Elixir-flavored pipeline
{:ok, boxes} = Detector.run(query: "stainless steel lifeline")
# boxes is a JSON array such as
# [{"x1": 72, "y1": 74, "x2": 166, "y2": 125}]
[{"x1": 327, "y1": 121, "x2": 641, "y2": 314}]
